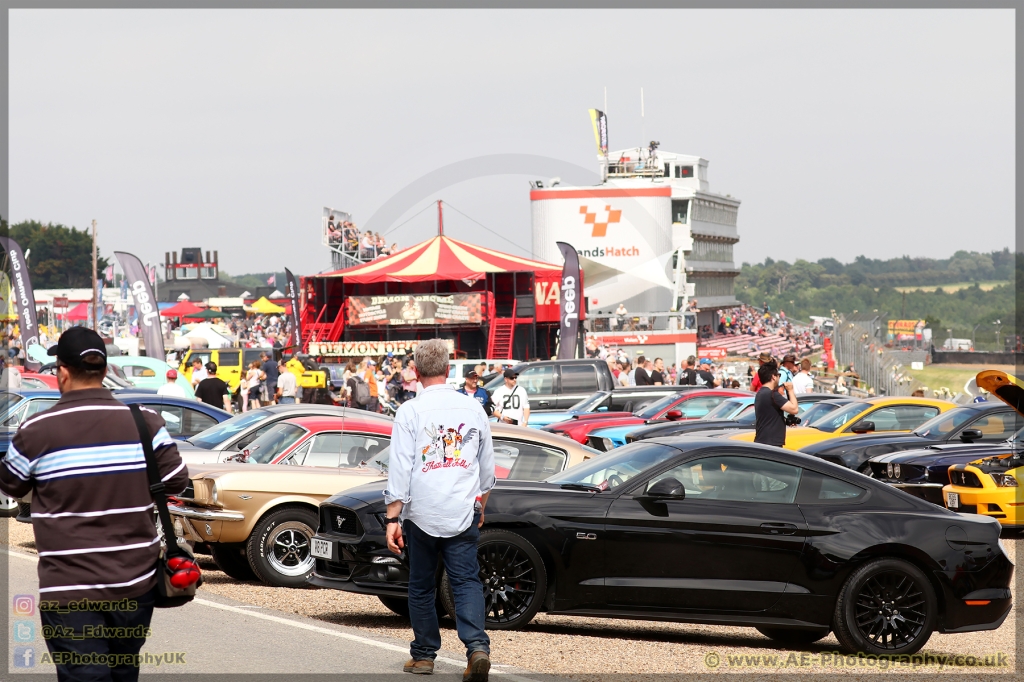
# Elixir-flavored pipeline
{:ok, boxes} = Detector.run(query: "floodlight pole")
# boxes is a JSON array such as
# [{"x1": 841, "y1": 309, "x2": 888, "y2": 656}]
[{"x1": 91, "y1": 219, "x2": 97, "y2": 329}]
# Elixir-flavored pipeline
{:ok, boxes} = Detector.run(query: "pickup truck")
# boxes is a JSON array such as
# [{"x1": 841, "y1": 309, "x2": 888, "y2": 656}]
[{"x1": 483, "y1": 358, "x2": 616, "y2": 411}]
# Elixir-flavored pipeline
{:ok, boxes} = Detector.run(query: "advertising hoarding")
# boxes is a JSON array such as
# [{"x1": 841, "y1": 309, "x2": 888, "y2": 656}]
[{"x1": 346, "y1": 294, "x2": 483, "y2": 326}]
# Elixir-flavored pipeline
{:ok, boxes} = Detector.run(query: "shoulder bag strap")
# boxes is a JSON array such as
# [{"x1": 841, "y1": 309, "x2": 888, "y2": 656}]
[{"x1": 128, "y1": 404, "x2": 182, "y2": 556}]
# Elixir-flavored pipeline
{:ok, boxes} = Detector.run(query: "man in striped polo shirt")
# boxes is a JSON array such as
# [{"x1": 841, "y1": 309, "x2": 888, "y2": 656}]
[{"x1": 0, "y1": 327, "x2": 188, "y2": 682}]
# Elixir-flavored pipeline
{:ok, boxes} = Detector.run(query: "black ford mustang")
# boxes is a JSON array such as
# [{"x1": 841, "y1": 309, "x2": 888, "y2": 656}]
[
  {"x1": 800, "y1": 402, "x2": 1024, "y2": 474},
  {"x1": 309, "y1": 438, "x2": 1013, "y2": 655},
  {"x1": 867, "y1": 431, "x2": 1024, "y2": 506}
]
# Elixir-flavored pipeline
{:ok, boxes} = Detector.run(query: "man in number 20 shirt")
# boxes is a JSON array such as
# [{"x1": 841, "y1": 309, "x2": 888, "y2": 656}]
[{"x1": 490, "y1": 369, "x2": 530, "y2": 426}]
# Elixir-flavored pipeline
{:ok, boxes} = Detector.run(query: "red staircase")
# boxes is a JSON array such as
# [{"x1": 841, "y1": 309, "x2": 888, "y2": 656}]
[{"x1": 486, "y1": 301, "x2": 516, "y2": 359}]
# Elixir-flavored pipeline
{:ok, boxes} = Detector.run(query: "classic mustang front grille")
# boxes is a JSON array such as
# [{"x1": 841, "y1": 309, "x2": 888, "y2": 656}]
[
  {"x1": 321, "y1": 506, "x2": 362, "y2": 536},
  {"x1": 950, "y1": 470, "x2": 983, "y2": 488},
  {"x1": 181, "y1": 482, "x2": 195, "y2": 499}
]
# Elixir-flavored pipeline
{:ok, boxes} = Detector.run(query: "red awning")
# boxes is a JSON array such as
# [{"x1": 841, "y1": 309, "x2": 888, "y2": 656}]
[
  {"x1": 160, "y1": 301, "x2": 203, "y2": 318},
  {"x1": 61, "y1": 302, "x2": 89, "y2": 321},
  {"x1": 320, "y1": 235, "x2": 562, "y2": 284}
]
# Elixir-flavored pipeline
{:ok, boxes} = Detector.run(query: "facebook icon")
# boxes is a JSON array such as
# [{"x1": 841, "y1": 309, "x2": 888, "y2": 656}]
[{"x1": 13, "y1": 646, "x2": 35, "y2": 668}]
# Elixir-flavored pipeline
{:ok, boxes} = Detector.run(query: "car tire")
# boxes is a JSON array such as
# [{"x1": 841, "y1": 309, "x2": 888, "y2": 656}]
[
  {"x1": 832, "y1": 558, "x2": 936, "y2": 655},
  {"x1": 756, "y1": 627, "x2": 830, "y2": 646},
  {"x1": 15, "y1": 501, "x2": 31, "y2": 524},
  {"x1": 246, "y1": 506, "x2": 318, "y2": 588},
  {"x1": 378, "y1": 596, "x2": 411, "y2": 618},
  {"x1": 440, "y1": 529, "x2": 547, "y2": 631},
  {"x1": 210, "y1": 543, "x2": 257, "y2": 581}
]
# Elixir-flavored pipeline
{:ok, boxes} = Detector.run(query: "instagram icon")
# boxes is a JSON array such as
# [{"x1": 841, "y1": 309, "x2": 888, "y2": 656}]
[{"x1": 12, "y1": 595, "x2": 35, "y2": 616}]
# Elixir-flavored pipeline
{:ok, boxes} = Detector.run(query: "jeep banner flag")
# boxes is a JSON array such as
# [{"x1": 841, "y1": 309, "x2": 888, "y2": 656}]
[
  {"x1": 115, "y1": 251, "x2": 165, "y2": 359},
  {"x1": 346, "y1": 293, "x2": 483, "y2": 326},
  {"x1": 284, "y1": 268, "x2": 302, "y2": 347},
  {"x1": 556, "y1": 241, "x2": 582, "y2": 359},
  {"x1": 0, "y1": 237, "x2": 40, "y2": 348},
  {"x1": 588, "y1": 109, "x2": 608, "y2": 156}
]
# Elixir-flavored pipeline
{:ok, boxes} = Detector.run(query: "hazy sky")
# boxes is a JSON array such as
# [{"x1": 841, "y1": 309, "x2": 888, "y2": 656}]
[{"x1": 10, "y1": 9, "x2": 1014, "y2": 277}]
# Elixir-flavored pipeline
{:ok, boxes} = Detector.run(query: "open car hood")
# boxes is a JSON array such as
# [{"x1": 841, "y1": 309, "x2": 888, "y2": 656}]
[{"x1": 976, "y1": 370, "x2": 1024, "y2": 416}]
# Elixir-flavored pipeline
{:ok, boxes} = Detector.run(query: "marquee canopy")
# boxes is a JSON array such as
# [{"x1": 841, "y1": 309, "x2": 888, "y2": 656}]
[{"x1": 321, "y1": 235, "x2": 562, "y2": 284}]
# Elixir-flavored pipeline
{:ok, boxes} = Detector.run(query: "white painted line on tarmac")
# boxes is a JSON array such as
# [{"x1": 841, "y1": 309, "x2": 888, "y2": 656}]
[{"x1": 3, "y1": 548, "x2": 537, "y2": 681}]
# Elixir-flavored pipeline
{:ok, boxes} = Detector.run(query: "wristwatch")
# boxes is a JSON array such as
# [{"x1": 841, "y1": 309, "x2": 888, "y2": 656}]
[{"x1": 385, "y1": 517, "x2": 402, "y2": 525}]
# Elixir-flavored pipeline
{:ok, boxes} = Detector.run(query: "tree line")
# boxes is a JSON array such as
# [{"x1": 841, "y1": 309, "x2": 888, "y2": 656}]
[{"x1": 734, "y1": 250, "x2": 1020, "y2": 349}]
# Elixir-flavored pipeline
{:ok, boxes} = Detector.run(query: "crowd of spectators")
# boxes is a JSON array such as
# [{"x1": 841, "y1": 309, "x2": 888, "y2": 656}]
[
  {"x1": 709, "y1": 303, "x2": 824, "y2": 356},
  {"x1": 326, "y1": 216, "x2": 398, "y2": 261}
]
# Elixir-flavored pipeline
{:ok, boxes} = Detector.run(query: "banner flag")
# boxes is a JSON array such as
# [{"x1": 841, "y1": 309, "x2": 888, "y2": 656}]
[
  {"x1": 588, "y1": 109, "x2": 608, "y2": 156},
  {"x1": 284, "y1": 268, "x2": 302, "y2": 349},
  {"x1": 114, "y1": 251, "x2": 165, "y2": 359},
  {"x1": 556, "y1": 242, "x2": 582, "y2": 359},
  {"x1": 0, "y1": 237, "x2": 40, "y2": 347}
]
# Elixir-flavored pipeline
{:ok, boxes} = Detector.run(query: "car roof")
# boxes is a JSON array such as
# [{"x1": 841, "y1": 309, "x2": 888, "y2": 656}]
[
  {"x1": 277, "y1": 415, "x2": 393, "y2": 433},
  {"x1": 865, "y1": 396, "x2": 954, "y2": 408},
  {"x1": 262, "y1": 403, "x2": 393, "y2": 421}
]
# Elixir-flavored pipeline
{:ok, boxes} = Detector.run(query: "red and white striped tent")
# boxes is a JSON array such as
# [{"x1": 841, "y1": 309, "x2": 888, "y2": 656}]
[{"x1": 320, "y1": 235, "x2": 562, "y2": 283}]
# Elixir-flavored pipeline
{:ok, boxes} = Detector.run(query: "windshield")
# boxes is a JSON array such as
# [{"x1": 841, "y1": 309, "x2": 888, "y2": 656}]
[
  {"x1": 809, "y1": 402, "x2": 870, "y2": 433},
  {"x1": 1012, "y1": 426, "x2": 1024, "y2": 443},
  {"x1": 735, "y1": 404, "x2": 757, "y2": 425},
  {"x1": 547, "y1": 442, "x2": 675, "y2": 491},
  {"x1": 0, "y1": 392, "x2": 26, "y2": 418},
  {"x1": 914, "y1": 408, "x2": 977, "y2": 439},
  {"x1": 188, "y1": 409, "x2": 274, "y2": 449},
  {"x1": 702, "y1": 399, "x2": 747, "y2": 421},
  {"x1": 635, "y1": 393, "x2": 683, "y2": 420},
  {"x1": 567, "y1": 392, "x2": 611, "y2": 413},
  {"x1": 798, "y1": 401, "x2": 844, "y2": 426},
  {"x1": 247, "y1": 423, "x2": 307, "y2": 464}
]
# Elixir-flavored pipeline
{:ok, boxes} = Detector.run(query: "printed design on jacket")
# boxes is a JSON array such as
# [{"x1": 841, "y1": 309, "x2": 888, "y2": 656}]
[{"x1": 420, "y1": 423, "x2": 479, "y2": 472}]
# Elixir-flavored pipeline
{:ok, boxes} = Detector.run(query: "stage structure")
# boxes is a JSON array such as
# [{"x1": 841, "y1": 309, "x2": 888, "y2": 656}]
[{"x1": 300, "y1": 202, "x2": 573, "y2": 360}]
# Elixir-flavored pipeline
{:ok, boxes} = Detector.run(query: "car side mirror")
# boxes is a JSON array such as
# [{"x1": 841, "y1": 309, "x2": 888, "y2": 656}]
[
  {"x1": 960, "y1": 428, "x2": 984, "y2": 443},
  {"x1": 665, "y1": 410, "x2": 683, "y2": 421},
  {"x1": 642, "y1": 477, "x2": 686, "y2": 500},
  {"x1": 850, "y1": 420, "x2": 875, "y2": 434}
]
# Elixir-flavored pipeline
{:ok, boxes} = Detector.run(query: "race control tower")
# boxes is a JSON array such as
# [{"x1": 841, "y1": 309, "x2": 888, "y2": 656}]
[{"x1": 530, "y1": 139, "x2": 740, "y2": 327}]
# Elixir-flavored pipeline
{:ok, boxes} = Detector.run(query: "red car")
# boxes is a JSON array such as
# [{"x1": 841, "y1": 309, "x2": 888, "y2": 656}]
[
  {"x1": 19, "y1": 372, "x2": 59, "y2": 389},
  {"x1": 235, "y1": 415, "x2": 393, "y2": 467},
  {"x1": 541, "y1": 389, "x2": 751, "y2": 444},
  {"x1": 233, "y1": 414, "x2": 517, "y2": 477}
]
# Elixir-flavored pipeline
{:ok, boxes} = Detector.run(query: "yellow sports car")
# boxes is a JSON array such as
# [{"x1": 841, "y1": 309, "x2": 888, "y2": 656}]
[
  {"x1": 729, "y1": 396, "x2": 956, "y2": 451},
  {"x1": 942, "y1": 370, "x2": 1024, "y2": 527}
]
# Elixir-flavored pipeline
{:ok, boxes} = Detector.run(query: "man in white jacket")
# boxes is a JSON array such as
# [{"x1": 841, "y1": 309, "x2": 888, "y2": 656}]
[{"x1": 384, "y1": 339, "x2": 496, "y2": 682}]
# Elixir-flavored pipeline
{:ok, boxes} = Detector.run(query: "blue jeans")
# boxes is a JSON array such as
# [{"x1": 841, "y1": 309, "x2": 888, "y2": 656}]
[
  {"x1": 39, "y1": 586, "x2": 156, "y2": 682},
  {"x1": 405, "y1": 514, "x2": 489, "y2": 661},
  {"x1": 278, "y1": 396, "x2": 296, "y2": 404}
]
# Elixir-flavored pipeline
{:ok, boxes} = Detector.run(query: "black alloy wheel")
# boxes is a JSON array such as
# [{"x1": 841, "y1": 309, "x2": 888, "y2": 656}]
[
  {"x1": 440, "y1": 529, "x2": 547, "y2": 630},
  {"x1": 210, "y1": 543, "x2": 257, "y2": 581},
  {"x1": 833, "y1": 558, "x2": 936, "y2": 655}
]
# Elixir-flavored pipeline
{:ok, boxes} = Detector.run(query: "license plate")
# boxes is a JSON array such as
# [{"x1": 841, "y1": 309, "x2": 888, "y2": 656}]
[
  {"x1": 311, "y1": 538, "x2": 333, "y2": 560},
  {"x1": 946, "y1": 492, "x2": 960, "y2": 509}
]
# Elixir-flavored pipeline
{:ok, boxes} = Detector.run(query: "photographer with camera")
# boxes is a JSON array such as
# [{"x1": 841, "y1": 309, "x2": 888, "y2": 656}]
[{"x1": 753, "y1": 362, "x2": 799, "y2": 448}]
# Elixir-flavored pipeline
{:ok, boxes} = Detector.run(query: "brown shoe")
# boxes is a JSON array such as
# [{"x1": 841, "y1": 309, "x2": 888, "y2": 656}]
[
  {"x1": 463, "y1": 651, "x2": 490, "y2": 682},
  {"x1": 403, "y1": 659, "x2": 434, "y2": 675}
]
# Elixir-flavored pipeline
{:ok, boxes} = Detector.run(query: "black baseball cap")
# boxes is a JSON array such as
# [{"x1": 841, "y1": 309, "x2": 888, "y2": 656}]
[
  {"x1": 465, "y1": 370, "x2": 479, "y2": 379},
  {"x1": 48, "y1": 327, "x2": 107, "y2": 370},
  {"x1": 503, "y1": 369, "x2": 518, "y2": 379}
]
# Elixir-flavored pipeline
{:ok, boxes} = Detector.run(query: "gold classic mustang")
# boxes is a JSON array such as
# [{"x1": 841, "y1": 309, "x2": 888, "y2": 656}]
[{"x1": 169, "y1": 424, "x2": 598, "y2": 587}]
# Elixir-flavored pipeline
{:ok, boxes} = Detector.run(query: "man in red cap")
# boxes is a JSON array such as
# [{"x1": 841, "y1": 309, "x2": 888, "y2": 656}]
[{"x1": 158, "y1": 368, "x2": 187, "y2": 397}]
